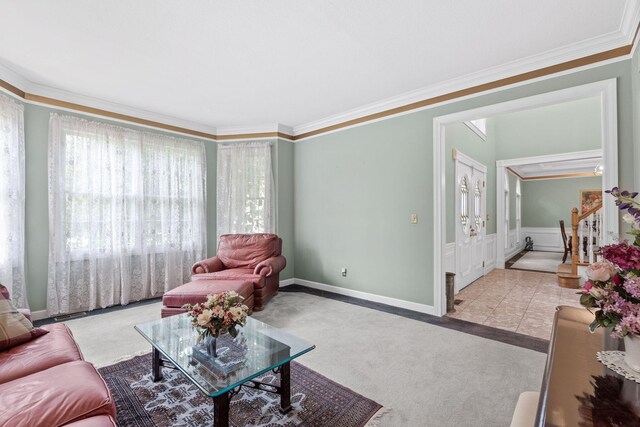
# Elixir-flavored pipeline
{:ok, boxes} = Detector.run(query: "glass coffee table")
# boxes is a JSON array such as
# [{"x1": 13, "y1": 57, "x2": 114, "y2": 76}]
[{"x1": 135, "y1": 315, "x2": 315, "y2": 427}]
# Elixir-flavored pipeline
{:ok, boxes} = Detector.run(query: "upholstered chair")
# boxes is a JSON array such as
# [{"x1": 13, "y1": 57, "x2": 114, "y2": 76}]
[{"x1": 191, "y1": 234, "x2": 286, "y2": 310}]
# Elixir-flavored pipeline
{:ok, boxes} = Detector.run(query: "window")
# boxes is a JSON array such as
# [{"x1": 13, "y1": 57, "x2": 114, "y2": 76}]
[
  {"x1": 515, "y1": 179, "x2": 522, "y2": 244},
  {"x1": 474, "y1": 180, "x2": 482, "y2": 229},
  {"x1": 464, "y1": 118, "x2": 487, "y2": 140},
  {"x1": 0, "y1": 93, "x2": 26, "y2": 308},
  {"x1": 460, "y1": 175, "x2": 470, "y2": 233},
  {"x1": 48, "y1": 114, "x2": 207, "y2": 315},
  {"x1": 216, "y1": 141, "x2": 275, "y2": 240}
]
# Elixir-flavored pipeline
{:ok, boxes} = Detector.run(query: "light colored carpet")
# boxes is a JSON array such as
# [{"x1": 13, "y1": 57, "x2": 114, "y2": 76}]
[
  {"x1": 510, "y1": 251, "x2": 564, "y2": 273},
  {"x1": 63, "y1": 292, "x2": 545, "y2": 427}
]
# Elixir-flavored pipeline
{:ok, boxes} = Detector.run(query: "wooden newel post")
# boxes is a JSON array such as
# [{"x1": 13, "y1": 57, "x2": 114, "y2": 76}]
[{"x1": 571, "y1": 207, "x2": 579, "y2": 276}]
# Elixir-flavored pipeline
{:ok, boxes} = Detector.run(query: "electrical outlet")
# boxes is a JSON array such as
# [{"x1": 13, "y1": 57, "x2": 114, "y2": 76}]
[
  {"x1": 341, "y1": 268, "x2": 347, "y2": 277},
  {"x1": 411, "y1": 213, "x2": 418, "y2": 224}
]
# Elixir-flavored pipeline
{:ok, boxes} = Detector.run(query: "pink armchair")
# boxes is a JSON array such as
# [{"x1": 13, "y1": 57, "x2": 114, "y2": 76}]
[{"x1": 192, "y1": 233, "x2": 286, "y2": 310}]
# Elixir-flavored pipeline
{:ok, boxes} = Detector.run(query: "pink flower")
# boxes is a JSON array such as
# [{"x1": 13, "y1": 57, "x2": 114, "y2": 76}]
[
  {"x1": 583, "y1": 281, "x2": 593, "y2": 294},
  {"x1": 601, "y1": 242, "x2": 640, "y2": 271},
  {"x1": 212, "y1": 305, "x2": 225, "y2": 318},
  {"x1": 624, "y1": 277, "x2": 640, "y2": 299},
  {"x1": 586, "y1": 261, "x2": 618, "y2": 282}
]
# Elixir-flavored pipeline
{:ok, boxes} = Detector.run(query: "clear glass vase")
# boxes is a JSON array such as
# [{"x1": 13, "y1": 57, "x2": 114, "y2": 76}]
[{"x1": 204, "y1": 334, "x2": 218, "y2": 358}]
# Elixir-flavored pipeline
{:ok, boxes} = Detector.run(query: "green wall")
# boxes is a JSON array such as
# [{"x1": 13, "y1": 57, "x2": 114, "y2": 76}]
[
  {"x1": 22, "y1": 105, "x2": 295, "y2": 311},
  {"x1": 494, "y1": 96, "x2": 602, "y2": 160},
  {"x1": 17, "y1": 56, "x2": 638, "y2": 311},
  {"x1": 294, "y1": 59, "x2": 634, "y2": 307},
  {"x1": 275, "y1": 138, "x2": 295, "y2": 280},
  {"x1": 521, "y1": 176, "x2": 602, "y2": 228}
]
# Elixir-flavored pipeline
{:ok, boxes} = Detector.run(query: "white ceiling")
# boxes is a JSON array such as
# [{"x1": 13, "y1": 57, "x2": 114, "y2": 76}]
[
  {"x1": 0, "y1": 1, "x2": 636, "y2": 133},
  {"x1": 510, "y1": 157, "x2": 602, "y2": 178}
]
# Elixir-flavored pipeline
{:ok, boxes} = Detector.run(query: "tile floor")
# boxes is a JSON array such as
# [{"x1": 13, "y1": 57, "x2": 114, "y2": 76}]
[{"x1": 446, "y1": 268, "x2": 585, "y2": 340}]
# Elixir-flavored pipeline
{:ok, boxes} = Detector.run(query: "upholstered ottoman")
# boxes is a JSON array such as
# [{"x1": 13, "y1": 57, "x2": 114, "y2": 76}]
[{"x1": 161, "y1": 280, "x2": 254, "y2": 318}]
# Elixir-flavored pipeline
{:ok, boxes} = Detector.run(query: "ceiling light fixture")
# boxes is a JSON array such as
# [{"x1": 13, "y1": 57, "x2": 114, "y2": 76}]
[{"x1": 594, "y1": 163, "x2": 604, "y2": 176}]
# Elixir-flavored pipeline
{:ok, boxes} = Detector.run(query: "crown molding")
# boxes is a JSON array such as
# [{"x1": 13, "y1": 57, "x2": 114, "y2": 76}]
[
  {"x1": 293, "y1": 2, "x2": 639, "y2": 139},
  {"x1": 0, "y1": 60, "x2": 297, "y2": 142},
  {"x1": 27, "y1": 81, "x2": 219, "y2": 137},
  {"x1": 0, "y1": 62, "x2": 28, "y2": 97},
  {"x1": 621, "y1": 0, "x2": 640, "y2": 43},
  {"x1": 1, "y1": 2, "x2": 638, "y2": 143},
  {"x1": 216, "y1": 123, "x2": 294, "y2": 141}
]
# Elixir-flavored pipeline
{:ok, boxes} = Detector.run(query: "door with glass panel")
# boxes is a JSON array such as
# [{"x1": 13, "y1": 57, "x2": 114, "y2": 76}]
[{"x1": 454, "y1": 151, "x2": 487, "y2": 291}]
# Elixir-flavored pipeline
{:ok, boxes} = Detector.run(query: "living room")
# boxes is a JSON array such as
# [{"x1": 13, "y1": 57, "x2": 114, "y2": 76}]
[{"x1": 2, "y1": 2, "x2": 640, "y2": 426}]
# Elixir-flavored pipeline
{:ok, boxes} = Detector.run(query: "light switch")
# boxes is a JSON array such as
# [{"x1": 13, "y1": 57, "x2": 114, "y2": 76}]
[{"x1": 411, "y1": 213, "x2": 418, "y2": 224}]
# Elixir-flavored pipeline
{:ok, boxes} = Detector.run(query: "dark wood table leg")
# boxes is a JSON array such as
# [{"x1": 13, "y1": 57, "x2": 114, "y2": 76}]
[
  {"x1": 152, "y1": 347, "x2": 162, "y2": 382},
  {"x1": 279, "y1": 362, "x2": 292, "y2": 414},
  {"x1": 213, "y1": 392, "x2": 230, "y2": 427}
]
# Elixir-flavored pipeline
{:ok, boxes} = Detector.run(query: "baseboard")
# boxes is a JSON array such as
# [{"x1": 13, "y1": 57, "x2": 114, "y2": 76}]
[
  {"x1": 279, "y1": 278, "x2": 295, "y2": 287},
  {"x1": 30, "y1": 310, "x2": 48, "y2": 321},
  {"x1": 292, "y1": 278, "x2": 437, "y2": 315}
]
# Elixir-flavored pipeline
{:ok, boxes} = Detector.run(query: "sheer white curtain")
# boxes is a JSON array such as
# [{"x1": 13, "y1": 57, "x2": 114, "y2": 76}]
[
  {"x1": 0, "y1": 94, "x2": 26, "y2": 308},
  {"x1": 48, "y1": 114, "x2": 207, "y2": 316},
  {"x1": 217, "y1": 141, "x2": 275, "y2": 240}
]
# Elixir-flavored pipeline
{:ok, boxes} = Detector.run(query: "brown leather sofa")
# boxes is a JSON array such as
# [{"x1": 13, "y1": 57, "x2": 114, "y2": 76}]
[{"x1": 0, "y1": 291, "x2": 117, "y2": 427}]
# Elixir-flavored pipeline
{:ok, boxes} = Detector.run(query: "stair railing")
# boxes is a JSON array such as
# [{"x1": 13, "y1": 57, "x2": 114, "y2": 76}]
[{"x1": 570, "y1": 203, "x2": 603, "y2": 275}]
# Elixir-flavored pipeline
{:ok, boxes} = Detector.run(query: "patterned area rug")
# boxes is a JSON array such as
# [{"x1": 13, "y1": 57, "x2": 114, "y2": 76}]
[{"x1": 99, "y1": 353, "x2": 382, "y2": 427}]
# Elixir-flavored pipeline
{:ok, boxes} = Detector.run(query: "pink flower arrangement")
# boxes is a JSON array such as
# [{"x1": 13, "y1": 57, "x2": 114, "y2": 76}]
[
  {"x1": 580, "y1": 187, "x2": 640, "y2": 338},
  {"x1": 182, "y1": 290, "x2": 249, "y2": 341}
]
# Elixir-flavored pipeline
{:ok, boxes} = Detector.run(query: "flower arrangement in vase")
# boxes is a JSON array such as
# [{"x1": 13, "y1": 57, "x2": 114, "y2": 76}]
[
  {"x1": 183, "y1": 290, "x2": 249, "y2": 358},
  {"x1": 580, "y1": 187, "x2": 640, "y2": 370}
]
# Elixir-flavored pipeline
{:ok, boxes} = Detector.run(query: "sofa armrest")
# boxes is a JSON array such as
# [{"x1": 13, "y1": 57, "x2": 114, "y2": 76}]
[
  {"x1": 254, "y1": 256, "x2": 287, "y2": 277},
  {"x1": 192, "y1": 256, "x2": 225, "y2": 274}
]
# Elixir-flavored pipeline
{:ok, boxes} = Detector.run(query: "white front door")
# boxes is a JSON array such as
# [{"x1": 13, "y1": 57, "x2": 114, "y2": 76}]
[{"x1": 455, "y1": 152, "x2": 487, "y2": 292}]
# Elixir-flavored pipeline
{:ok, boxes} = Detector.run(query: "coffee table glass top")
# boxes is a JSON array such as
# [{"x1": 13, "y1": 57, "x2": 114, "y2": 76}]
[{"x1": 135, "y1": 315, "x2": 315, "y2": 397}]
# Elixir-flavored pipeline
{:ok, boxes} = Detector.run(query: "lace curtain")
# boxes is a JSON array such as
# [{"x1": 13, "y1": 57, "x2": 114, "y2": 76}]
[
  {"x1": 217, "y1": 141, "x2": 275, "y2": 241},
  {"x1": 0, "y1": 94, "x2": 26, "y2": 308},
  {"x1": 47, "y1": 114, "x2": 207, "y2": 316}
]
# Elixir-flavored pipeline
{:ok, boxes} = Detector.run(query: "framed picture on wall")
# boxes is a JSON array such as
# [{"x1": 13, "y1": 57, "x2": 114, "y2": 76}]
[{"x1": 580, "y1": 189, "x2": 602, "y2": 214}]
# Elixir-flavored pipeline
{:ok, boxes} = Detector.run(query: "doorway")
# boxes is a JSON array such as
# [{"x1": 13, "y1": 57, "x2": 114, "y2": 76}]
[
  {"x1": 454, "y1": 150, "x2": 487, "y2": 291},
  {"x1": 432, "y1": 78, "x2": 619, "y2": 317}
]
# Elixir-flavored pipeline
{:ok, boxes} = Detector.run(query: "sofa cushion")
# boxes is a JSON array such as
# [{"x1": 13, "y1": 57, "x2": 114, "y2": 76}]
[
  {"x1": 0, "y1": 360, "x2": 116, "y2": 427},
  {"x1": 217, "y1": 234, "x2": 280, "y2": 269},
  {"x1": 63, "y1": 415, "x2": 117, "y2": 427},
  {"x1": 162, "y1": 280, "x2": 253, "y2": 309},
  {"x1": 0, "y1": 291, "x2": 48, "y2": 351},
  {"x1": 0, "y1": 323, "x2": 84, "y2": 384}
]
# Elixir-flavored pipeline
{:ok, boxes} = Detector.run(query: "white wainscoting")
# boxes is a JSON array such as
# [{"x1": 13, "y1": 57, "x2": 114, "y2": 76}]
[
  {"x1": 520, "y1": 227, "x2": 564, "y2": 253},
  {"x1": 444, "y1": 233, "x2": 497, "y2": 277},
  {"x1": 505, "y1": 229, "x2": 526, "y2": 260},
  {"x1": 484, "y1": 234, "x2": 497, "y2": 273},
  {"x1": 444, "y1": 242, "x2": 456, "y2": 274}
]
